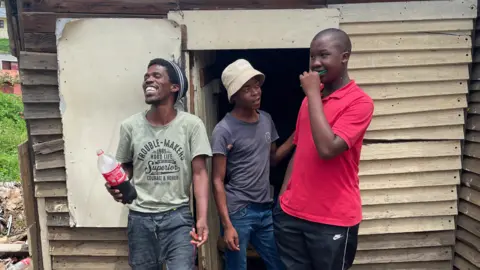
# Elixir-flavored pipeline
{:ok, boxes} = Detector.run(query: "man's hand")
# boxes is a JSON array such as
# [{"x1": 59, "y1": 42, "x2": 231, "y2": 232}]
[
  {"x1": 223, "y1": 226, "x2": 240, "y2": 251},
  {"x1": 300, "y1": 71, "x2": 322, "y2": 96},
  {"x1": 190, "y1": 219, "x2": 209, "y2": 247},
  {"x1": 104, "y1": 183, "x2": 124, "y2": 204}
]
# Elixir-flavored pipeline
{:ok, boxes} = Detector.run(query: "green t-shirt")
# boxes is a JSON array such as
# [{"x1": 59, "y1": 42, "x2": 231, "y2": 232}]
[{"x1": 115, "y1": 110, "x2": 212, "y2": 213}]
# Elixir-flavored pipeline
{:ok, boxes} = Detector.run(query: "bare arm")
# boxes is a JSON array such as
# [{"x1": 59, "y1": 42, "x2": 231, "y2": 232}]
[
  {"x1": 211, "y1": 154, "x2": 233, "y2": 229},
  {"x1": 270, "y1": 132, "x2": 295, "y2": 166},
  {"x1": 192, "y1": 155, "x2": 209, "y2": 225},
  {"x1": 121, "y1": 162, "x2": 134, "y2": 180},
  {"x1": 307, "y1": 92, "x2": 348, "y2": 160},
  {"x1": 279, "y1": 151, "x2": 295, "y2": 196}
]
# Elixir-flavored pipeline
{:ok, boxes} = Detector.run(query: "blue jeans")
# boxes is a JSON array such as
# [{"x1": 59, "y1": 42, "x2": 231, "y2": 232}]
[
  {"x1": 127, "y1": 206, "x2": 196, "y2": 270},
  {"x1": 221, "y1": 203, "x2": 285, "y2": 270}
]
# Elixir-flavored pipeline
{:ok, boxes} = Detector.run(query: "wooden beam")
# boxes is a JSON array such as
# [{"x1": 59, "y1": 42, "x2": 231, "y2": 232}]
[
  {"x1": 20, "y1": 51, "x2": 58, "y2": 70},
  {"x1": 0, "y1": 244, "x2": 29, "y2": 254},
  {"x1": 24, "y1": 103, "x2": 61, "y2": 119},
  {"x1": 24, "y1": 32, "x2": 56, "y2": 53},
  {"x1": 32, "y1": 138, "x2": 64, "y2": 155},
  {"x1": 22, "y1": 85, "x2": 60, "y2": 103},
  {"x1": 17, "y1": 142, "x2": 42, "y2": 270},
  {"x1": 28, "y1": 119, "x2": 63, "y2": 136}
]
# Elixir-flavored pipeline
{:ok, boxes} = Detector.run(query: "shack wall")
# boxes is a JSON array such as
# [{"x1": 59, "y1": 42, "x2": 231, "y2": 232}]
[
  {"x1": 453, "y1": 7, "x2": 480, "y2": 270},
  {"x1": 9, "y1": 0, "x2": 477, "y2": 269}
]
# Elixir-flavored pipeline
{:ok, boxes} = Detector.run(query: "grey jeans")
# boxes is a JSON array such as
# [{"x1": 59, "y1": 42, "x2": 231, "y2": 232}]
[{"x1": 127, "y1": 206, "x2": 196, "y2": 270}]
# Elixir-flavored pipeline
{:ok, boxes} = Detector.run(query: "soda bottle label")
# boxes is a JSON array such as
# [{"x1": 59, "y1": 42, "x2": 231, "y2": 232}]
[{"x1": 102, "y1": 163, "x2": 127, "y2": 186}]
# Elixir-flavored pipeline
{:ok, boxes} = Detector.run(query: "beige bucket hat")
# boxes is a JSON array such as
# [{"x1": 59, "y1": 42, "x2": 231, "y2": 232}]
[{"x1": 221, "y1": 59, "x2": 265, "y2": 103}]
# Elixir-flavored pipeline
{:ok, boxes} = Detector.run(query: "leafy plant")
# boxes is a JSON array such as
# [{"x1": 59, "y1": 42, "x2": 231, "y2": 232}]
[
  {"x1": 0, "y1": 93, "x2": 26, "y2": 182},
  {"x1": 0, "y1": 72, "x2": 20, "y2": 87}
]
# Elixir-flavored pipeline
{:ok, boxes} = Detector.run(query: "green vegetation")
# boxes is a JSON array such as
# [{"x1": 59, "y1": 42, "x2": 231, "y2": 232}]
[
  {"x1": 0, "y1": 38, "x2": 10, "y2": 54},
  {"x1": 0, "y1": 92, "x2": 26, "y2": 182}
]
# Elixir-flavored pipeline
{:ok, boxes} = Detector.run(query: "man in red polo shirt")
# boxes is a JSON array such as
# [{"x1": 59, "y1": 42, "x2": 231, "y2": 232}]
[{"x1": 273, "y1": 28, "x2": 374, "y2": 270}]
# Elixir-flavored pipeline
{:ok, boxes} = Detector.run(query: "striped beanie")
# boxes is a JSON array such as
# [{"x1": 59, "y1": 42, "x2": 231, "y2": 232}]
[{"x1": 147, "y1": 58, "x2": 188, "y2": 104}]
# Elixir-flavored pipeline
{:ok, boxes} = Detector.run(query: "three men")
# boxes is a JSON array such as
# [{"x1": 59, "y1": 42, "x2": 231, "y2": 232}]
[
  {"x1": 106, "y1": 58, "x2": 212, "y2": 270},
  {"x1": 274, "y1": 28, "x2": 374, "y2": 270},
  {"x1": 211, "y1": 59, "x2": 294, "y2": 270},
  {"x1": 106, "y1": 27, "x2": 371, "y2": 270}
]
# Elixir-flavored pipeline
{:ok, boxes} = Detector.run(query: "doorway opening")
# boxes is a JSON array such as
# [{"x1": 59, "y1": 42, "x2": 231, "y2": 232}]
[{"x1": 203, "y1": 48, "x2": 310, "y2": 268}]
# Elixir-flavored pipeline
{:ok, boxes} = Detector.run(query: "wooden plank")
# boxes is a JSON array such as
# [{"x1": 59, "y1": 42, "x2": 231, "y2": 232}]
[
  {"x1": 457, "y1": 229, "x2": 480, "y2": 253},
  {"x1": 352, "y1": 65, "x2": 469, "y2": 85},
  {"x1": 22, "y1": 12, "x2": 168, "y2": 33},
  {"x1": 465, "y1": 142, "x2": 480, "y2": 158},
  {"x1": 471, "y1": 91, "x2": 480, "y2": 102},
  {"x1": 48, "y1": 227, "x2": 127, "y2": 241},
  {"x1": 459, "y1": 201, "x2": 480, "y2": 222},
  {"x1": 52, "y1": 256, "x2": 129, "y2": 270},
  {"x1": 459, "y1": 186, "x2": 480, "y2": 206},
  {"x1": 331, "y1": 0, "x2": 477, "y2": 22},
  {"x1": 359, "y1": 156, "x2": 461, "y2": 176},
  {"x1": 455, "y1": 242, "x2": 480, "y2": 268},
  {"x1": 341, "y1": 19, "x2": 473, "y2": 35},
  {"x1": 47, "y1": 213, "x2": 70, "y2": 227},
  {"x1": 361, "y1": 186, "x2": 457, "y2": 205},
  {"x1": 362, "y1": 201, "x2": 457, "y2": 220},
  {"x1": 24, "y1": 103, "x2": 61, "y2": 119},
  {"x1": 365, "y1": 125, "x2": 464, "y2": 140},
  {"x1": 373, "y1": 94, "x2": 467, "y2": 116},
  {"x1": 351, "y1": 261, "x2": 451, "y2": 270},
  {"x1": 466, "y1": 131, "x2": 480, "y2": 143},
  {"x1": 454, "y1": 256, "x2": 480, "y2": 270},
  {"x1": 458, "y1": 215, "x2": 480, "y2": 238},
  {"x1": 33, "y1": 138, "x2": 64, "y2": 155},
  {"x1": 462, "y1": 172, "x2": 480, "y2": 192},
  {"x1": 471, "y1": 81, "x2": 480, "y2": 91},
  {"x1": 362, "y1": 80, "x2": 468, "y2": 100},
  {"x1": 24, "y1": 32, "x2": 56, "y2": 53},
  {"x1": 353, "y1": 247, "x2": 451, "y2": 264},
  {"x1": 350, "y1": 50, "x2": 471, "y2": 70},
  {"x1": 20, "y1": 51, "x2": 58, "y2": 70},
  {"x1": 22, "y1": 85, "x2": 60, "y2": 103},
  {"x1": 35, "y1": 151, "x2": 65, "y2": 170},
  {"x1": 34, "y1": 168, "x2": 66, "y2": 182},
  {"x1": 37, "y1": 198, "x2": 52, "y2": 270},
  {"x1": 464, "y1": 158, "x2": 480, "y2": 175},
  {"x1": 359, "y1": 171, "x2": 460, "y2": 190},
  {"x1": 45, "y1": 198, "x2": 68, "y2": 213},
  {"x1": 0, "y1": 244, "x2": 29, "y2": 253},
  {"x1": 469, "y1": 103, "x2": 480, "y2": 115},
  {"x1": 360, "y1": 141, "x2": 460, "y2": 161},
  {"x1": 359, "y1": 216, "x2": 455, "y2": 235},
  {"x1": 32, "y1": 135, "x2": 63, "y2": 144},
  {"x1": 49, "y1": 241, "x2": 128, "y2": 256},
  {"x1": 467, "y1": 115, "x2": 480, "y2": 131},
  {"x1": 350, "y1": 34, "x2": 471, "y2": 53},
  {"x1": 28, "y1": 118, "x2": 62, "y2": 135},
  {"x1": 35, "y1": 182, "x2": 67, "y2": 197},
  {"x1": 17, "y1": 142, "x2": 42, "y2": 269},
  {"x1": 357, "y1": 231, "x2": 455, "y2": 251},
  {"x1": 369, "y1": 109, "x2": 464, "y2": 131},
  {"x1": 20, "y1": 69, "x2": 58, "y2": 85}
]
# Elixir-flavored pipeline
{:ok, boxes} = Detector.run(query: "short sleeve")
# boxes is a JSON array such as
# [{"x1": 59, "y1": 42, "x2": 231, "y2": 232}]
[
  {"x1": 267, "y1": 114, "x2": 280, "y2": 143},
  {"x1": 115, "y1": 123, "x2": 133, "y2": 163},
  {"x1": 211, "y1": 125, "x2": 232, "y2": 156},
  {"x1": 332, "y1": 99, "x2": 374, "y2": 148},
  {"x1": 190, "y1": 121, "x2": 213, "y2": 159}
]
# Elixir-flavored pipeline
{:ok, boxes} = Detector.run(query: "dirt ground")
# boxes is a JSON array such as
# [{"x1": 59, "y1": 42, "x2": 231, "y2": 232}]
[{"x1": 0, "y1": 183, "x2": 28, "y2": 270}]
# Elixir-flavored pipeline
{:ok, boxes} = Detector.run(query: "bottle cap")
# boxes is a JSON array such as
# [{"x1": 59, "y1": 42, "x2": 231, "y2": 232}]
[{"x1": 96, "y1": 149, "x2": 104, "y2": 156}]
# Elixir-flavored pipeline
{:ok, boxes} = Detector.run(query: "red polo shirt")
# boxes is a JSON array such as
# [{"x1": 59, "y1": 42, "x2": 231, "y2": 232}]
[{"x1": 280, "y1": 80, "x2": 374, "y2": 227}]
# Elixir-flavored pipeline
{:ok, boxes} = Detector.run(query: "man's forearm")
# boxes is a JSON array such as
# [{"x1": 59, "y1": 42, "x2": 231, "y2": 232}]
[
  {"x1": 121, "y1": 163, "x2": 134, "y2": 180},
  {"x1": 307, "y1": 93, "x2": 336, "y2": 158},
  {"x1": 273, "y1": 136, "x2": 295, "y2": 165},
  {"x1": 212, "y1": 180, "x2": 233, "y2": 228},
  {"x1": 279, "y1": 152, "x2": 295, "y2": 196},
  {"x1": 193, "y1": 172, "x2": 209, "y2": 222}
]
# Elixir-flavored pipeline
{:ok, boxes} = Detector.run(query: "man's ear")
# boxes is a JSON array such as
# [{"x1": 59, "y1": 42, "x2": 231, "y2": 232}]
[
  {"x1": 341, "y1": 51, "x2": 350, "y2": 64},
  {"x1": 171, "y1": 84, "x2": 180, "y2": 93}
]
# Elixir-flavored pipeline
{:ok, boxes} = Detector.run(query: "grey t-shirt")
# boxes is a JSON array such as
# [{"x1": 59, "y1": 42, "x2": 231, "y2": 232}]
[{"x1": 211, "y1": 110, "x2": 279, "y2": 214}]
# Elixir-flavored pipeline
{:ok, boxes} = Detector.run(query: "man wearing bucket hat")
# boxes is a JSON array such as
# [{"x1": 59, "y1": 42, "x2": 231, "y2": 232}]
[
  {"x1": 211, "y1": 59, "x2": 295, "y2": 269},
  {"x1": 105, "y1": 58, "x2": 212, "y2": 270}
]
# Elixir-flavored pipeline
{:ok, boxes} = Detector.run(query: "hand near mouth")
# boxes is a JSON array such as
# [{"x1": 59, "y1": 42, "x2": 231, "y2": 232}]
[{"x1": 300, "y1": 71, "x2": 322, "y2": 96}]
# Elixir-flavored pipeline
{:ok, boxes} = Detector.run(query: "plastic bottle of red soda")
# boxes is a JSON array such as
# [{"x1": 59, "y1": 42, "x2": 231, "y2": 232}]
[{"x1": 97, "y1": 149, "x2": 137, "y2": 204}]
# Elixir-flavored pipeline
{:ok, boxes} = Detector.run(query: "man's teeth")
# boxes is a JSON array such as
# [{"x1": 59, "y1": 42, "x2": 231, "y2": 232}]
[{"x1": 146, "y1": 87, "x2": 156, "y2": 93}]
